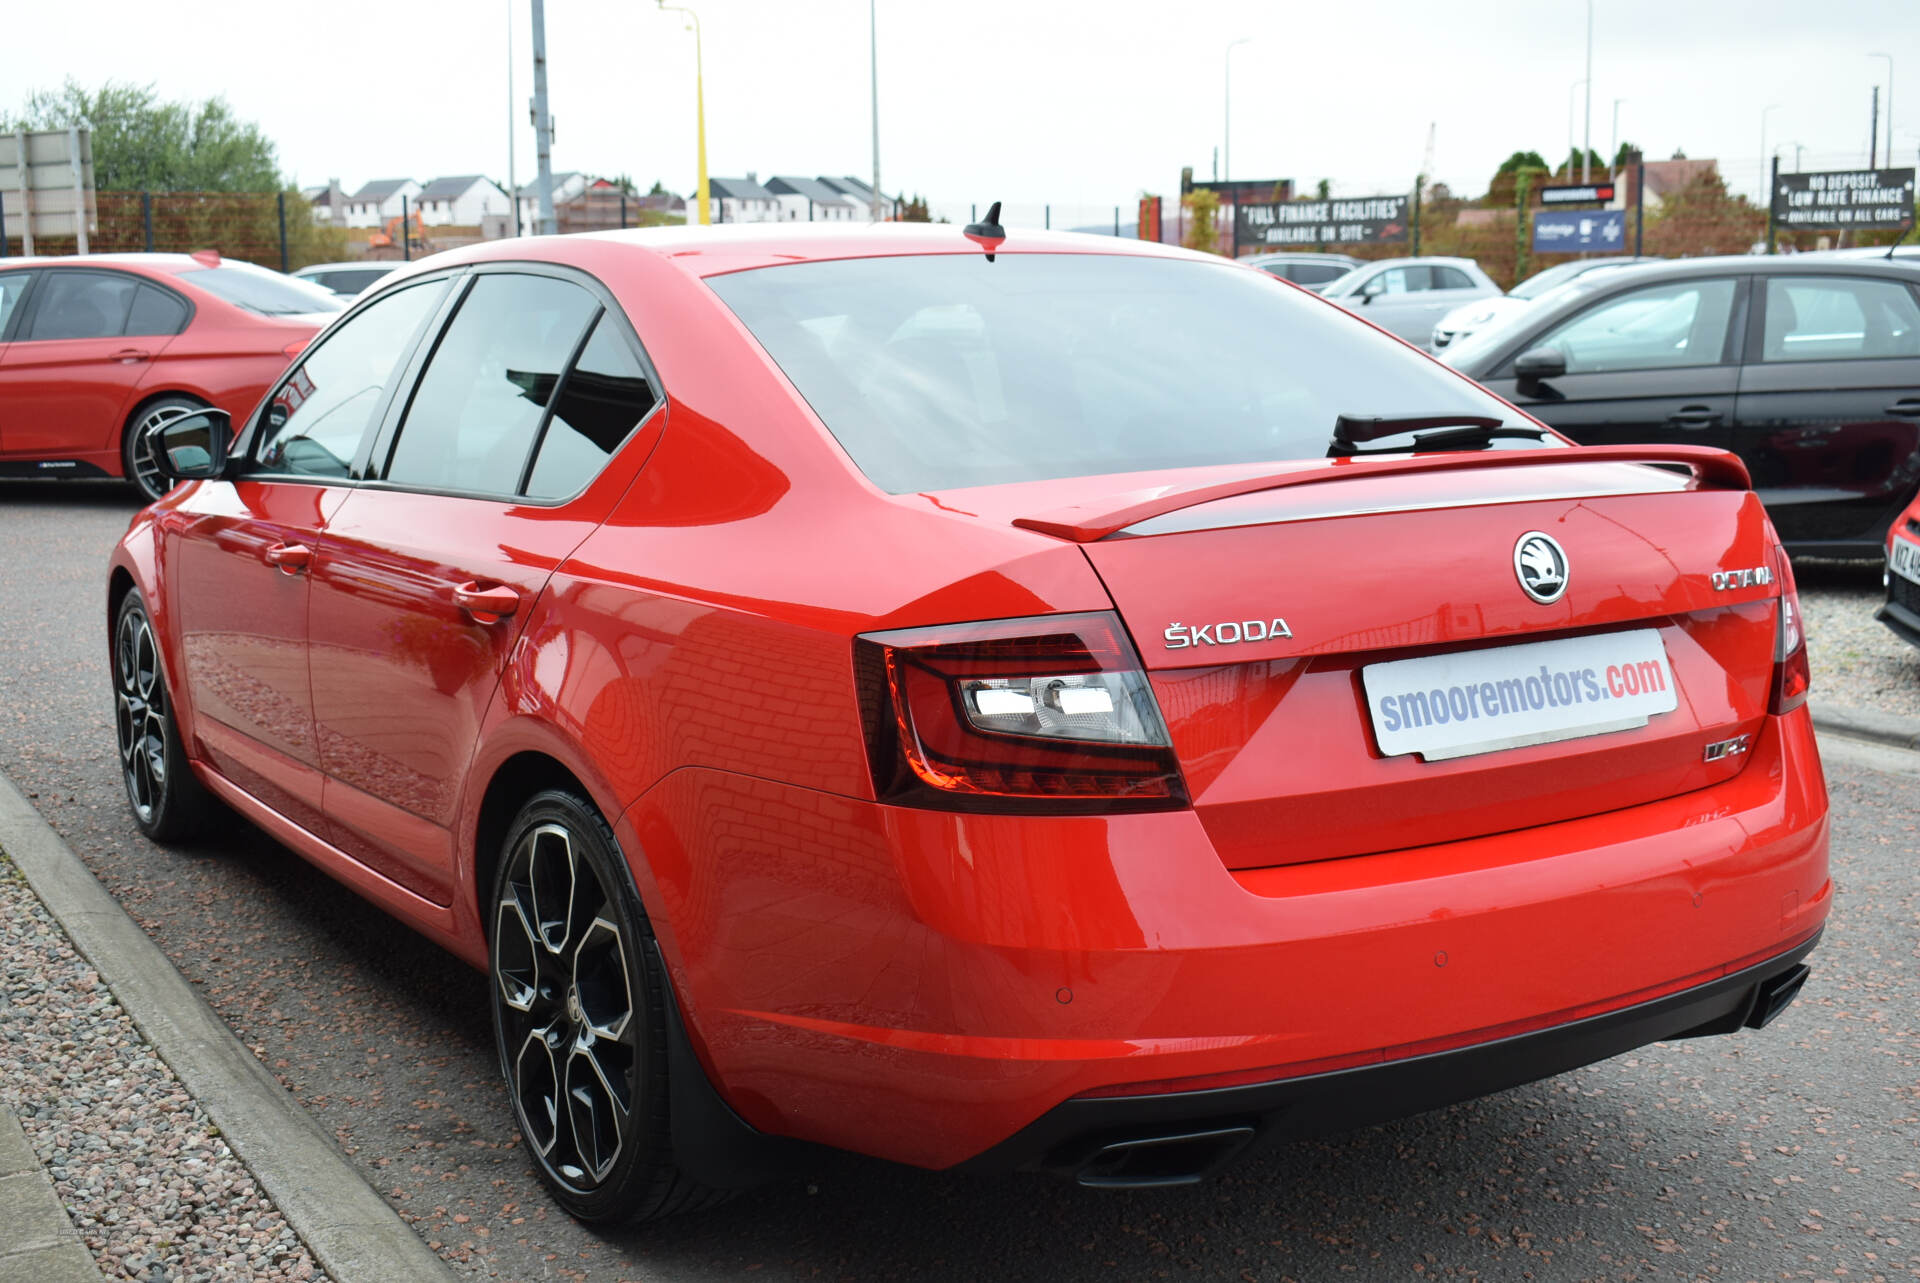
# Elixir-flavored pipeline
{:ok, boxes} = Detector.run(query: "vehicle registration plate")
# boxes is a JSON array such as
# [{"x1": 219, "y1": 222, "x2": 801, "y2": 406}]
[
  {"x1": 1891, "y1": 535, "x2": 1920, "y2": 586},
  {"x1": 1362, "y1": 628, "x2": 1678, "y2": 762}
]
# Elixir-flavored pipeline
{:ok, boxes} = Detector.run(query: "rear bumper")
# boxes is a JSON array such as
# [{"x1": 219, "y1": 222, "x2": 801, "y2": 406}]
[
  {"x1": 960, "y1": 935, "x2": 1818, "y2": 1183},
  {"x1": 629, "y1": 709, "x2": 1830, "y2": 1172}
]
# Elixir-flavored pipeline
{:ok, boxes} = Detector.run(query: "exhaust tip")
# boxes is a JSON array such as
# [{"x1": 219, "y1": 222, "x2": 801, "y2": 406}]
[
  {"x1": 1745, "y1": 963, "x2": 1810, "y2": 1030},
  {"x1": 1074, "y1": 1126, "x2": 1256, "y2": 1189}
]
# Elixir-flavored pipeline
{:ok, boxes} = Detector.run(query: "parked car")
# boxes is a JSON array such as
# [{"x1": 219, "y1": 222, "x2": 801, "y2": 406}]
[
  {"x1": 0, "y1": 252, "x2": 340, "y2": 500},
  {"x1": 1319, "y1": 255, "x2": 1500, "y2": 344},
  {"x1": 1880, "y1": 487, "x2": 1920, "y2": 648},
  {"x1": 112, "y1": 225, "x2": 1827, "y2": 1224},
  {"x1": 1445, "y1": 256, "x2": 1920, "y2": 557},
  {"x1": 292, "y1": 261, "x2": 402, "y2": 299},
  {"x1": 1431, "y1": 255, "x2": 1662, "y2": 352},
  {"x1": 1239, "y1": 251, "x2": 1361, "y2": 291}
]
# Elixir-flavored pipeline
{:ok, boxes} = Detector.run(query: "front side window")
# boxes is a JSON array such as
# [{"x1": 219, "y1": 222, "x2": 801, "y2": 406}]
[
  {"x1": 1528, "y1": 278, "x2": 1737, "y2": 375},
  {"x1": 1363, "y1": 266, "x2": 1432, "y2": 296},
  {"x1": 709, "y1": 253, "x2": 1539, "y2": 494},
  {"x1": 381, "y1": 273, "x2": 599, "y2": 496},
  {"x1": 25, "y1": 271, "x2": 139, "y2": 340},
  {"x1": 0, "y1": 271, "x2": 32, "y2": 336},
  {"x1": 253, "y1": 279, "x2": 450, "y2": 480},
  {"x1": 1762, "y1": 276, "x2": 1920, "y2": 363}
]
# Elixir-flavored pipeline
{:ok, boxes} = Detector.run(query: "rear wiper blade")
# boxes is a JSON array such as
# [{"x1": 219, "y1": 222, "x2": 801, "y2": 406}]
[{"x1": 1327, "y1": 413, "x2": 1547, "y2": 458}]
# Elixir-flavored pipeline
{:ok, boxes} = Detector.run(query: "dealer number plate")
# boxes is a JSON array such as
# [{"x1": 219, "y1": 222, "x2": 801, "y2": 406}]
[{"x1": 1891, "y1": 535, "x2": 1920, "y2": 586}]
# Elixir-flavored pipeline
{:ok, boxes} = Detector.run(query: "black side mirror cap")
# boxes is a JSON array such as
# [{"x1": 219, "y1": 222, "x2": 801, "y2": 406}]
[
  {"x1": 152, "y1": 408, "x2": 233, "y2": 482},
  {"x1": 1513, "y1": 346, "x2": 1567, "y2": 381}
]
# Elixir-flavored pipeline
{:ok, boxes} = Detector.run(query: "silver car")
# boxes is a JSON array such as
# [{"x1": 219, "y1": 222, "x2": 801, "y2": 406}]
[
  {"x1": 1239, "y1": 251, "x2": 1362, "y2": 292},
  {"x1": 1431, "y1": 256, "x2": 1662, "y2": 353},
  {"x1": 1319, "y1": 256, "x2": 1500, "y2": 345},
  {"x1": 291, "y1": 261, "x2": 402, "y2": 299}
]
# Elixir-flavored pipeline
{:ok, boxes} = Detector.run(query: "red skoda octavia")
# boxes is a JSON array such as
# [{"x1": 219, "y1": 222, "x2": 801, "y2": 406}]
[{"x1": 109, "y1": 225, "x2": 1830, "y2": 1222}]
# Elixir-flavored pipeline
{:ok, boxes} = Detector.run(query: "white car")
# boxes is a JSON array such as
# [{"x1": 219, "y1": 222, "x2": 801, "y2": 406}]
[
  {"x1": 1319, "y1": 256, "x2": 1500, "y2": 345},
  {"x1": 1431, "y1": 256, "x2": 1660, "y2": 353},
  {"x1": 291, "y1": 261, "x2": 402, "y2": 299}
]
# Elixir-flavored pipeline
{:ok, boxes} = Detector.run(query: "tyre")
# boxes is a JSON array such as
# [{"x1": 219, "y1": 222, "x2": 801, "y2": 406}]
[
  {"x1": 489, "y1": 789, "x2": 726, "y2": 1223},
  {"x1": 112, "y1": 589, "x2": 215, "y2": 842},
  {"x1": 122, "y1": 396, "x2": 205, "y2": 503}
]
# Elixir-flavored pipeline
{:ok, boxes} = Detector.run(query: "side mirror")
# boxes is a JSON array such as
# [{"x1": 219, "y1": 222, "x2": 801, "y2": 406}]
[
  {"x1": 152, "y1": 408, "x2": 233, "y2": 482},
  {"x1": 1513, "y1": 347, "x2": 1568, "y2": 382}
]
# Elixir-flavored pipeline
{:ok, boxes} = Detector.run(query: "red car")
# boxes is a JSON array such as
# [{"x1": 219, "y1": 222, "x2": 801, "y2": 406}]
[
  {"x1": 109, "y1": 225, "x2": 1830, "y2": 1223},
  {"x1": 1882, "y1": 487, "x2": 1920, "y2": 647},
  {"x1": 0, "y1": 252, "x2": 338, "y2": 500}
]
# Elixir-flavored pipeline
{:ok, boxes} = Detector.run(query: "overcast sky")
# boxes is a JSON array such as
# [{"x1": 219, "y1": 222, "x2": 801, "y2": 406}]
[{"x1": 5, "y1": 0, "x2": 1915, "y2": 226}]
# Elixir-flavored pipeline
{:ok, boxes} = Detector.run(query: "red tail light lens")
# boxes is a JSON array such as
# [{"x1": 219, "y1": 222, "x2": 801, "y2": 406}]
[
  {"x1": 855, "y1": 612, "x2": 1188, "y2": 813},
  {"x1": 1769, "y1": 551, "x2": 1810, "y2": 715}
]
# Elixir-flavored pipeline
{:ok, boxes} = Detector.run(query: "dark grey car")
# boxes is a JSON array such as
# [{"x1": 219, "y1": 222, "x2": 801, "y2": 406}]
[{"x1": 1445, "y1": 256, "x2": 1920, "y2": 557}]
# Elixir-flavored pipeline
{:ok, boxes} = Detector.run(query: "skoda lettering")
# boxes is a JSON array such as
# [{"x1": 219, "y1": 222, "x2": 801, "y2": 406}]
[{"x1": 1164, "y1": 618, "x2": 1293, "y2": 650}]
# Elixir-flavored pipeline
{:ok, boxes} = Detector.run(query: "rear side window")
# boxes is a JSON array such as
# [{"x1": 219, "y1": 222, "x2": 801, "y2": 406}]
[
  {"x1": 254, "y1": 279, "x2": 450, "y2": 479},
  {"x1": 125, "y1": 285, "x2": 190, "y2": 336},
  {"x1": 523, "y1": 314, "x2": 656, "y2": 500},
  {"x1": 25, "y1": 271, "x2": 139, "y2": 340},
  {"x1": 709, "y1": 253, "x2": 1535, "y2": 493},
  {"x1": 1432, "y1": 266, "x2": 1476, "y2": 290},
  {"x1": 0, "y1": 271, "x2": 31, "y2": 336},
  {"x1": 1528, "y1": 278, "x2": 1737, "y2": 375},
  {"x1": 382, "y1": 273, "x2": 599, "y2": 497},
  {"x1": 1762, "y1": 276, "x2": 1920, "y2": 362}
]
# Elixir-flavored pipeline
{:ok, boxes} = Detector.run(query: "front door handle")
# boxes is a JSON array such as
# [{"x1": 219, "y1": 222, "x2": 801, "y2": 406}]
[
  {"x1": 264, "y1": 542, "x2": 310, "y2": 573},
  {"x1": 453, "y1": 581, "x2": 520, "y2": 620},
  {"x1": 111, "y1": 347, "x2": 152, "y2": 364},
  {"x1": 1666, "y1": 405, "x2": 1721, "y2": 429},
  {"x1": 1886, "y1": 398, "x2": 1920, "y2": 418}
]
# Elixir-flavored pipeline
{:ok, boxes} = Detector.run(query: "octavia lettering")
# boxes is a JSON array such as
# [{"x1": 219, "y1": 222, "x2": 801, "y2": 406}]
[
  {"x1": 1377, "y1": 658, "x2": 1666, "y2": 733},
  {"x1": 1164, "y1": 618, "x2": 1293, "y2": 650}
]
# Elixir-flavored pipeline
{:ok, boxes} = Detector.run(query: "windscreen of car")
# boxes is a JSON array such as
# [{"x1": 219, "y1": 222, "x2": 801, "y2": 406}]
[
  {"x1": 183, "y1": 264, "x2": 345, "y2": 315},
  {"x1": 709, "y1": 252, "x2": 1544, "y2": 493}
]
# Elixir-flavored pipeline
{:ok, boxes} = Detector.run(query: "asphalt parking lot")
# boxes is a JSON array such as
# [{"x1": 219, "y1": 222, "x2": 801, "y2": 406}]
[{"x1": 1, "y1": 479, "x2": 1915, "y2": 1283}]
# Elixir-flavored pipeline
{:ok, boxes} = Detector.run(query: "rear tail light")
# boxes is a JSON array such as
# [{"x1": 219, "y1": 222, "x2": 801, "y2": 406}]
[
  {"x1": 854, "y1": 612, "x2": 1188, "y2": 813},
  {"x1": 1769, "y1": 549, "x2": 1810, "y2": 715}
]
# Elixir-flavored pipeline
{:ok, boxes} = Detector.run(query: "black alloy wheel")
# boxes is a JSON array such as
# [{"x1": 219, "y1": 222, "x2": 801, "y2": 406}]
[
  {"x1": 489, "y1": 789, "x2": 723, "y2": 1222},
  {"x1": 112, "y1": 590, "x2": 213, "y2": 842},
  {"x1": 123, "y1": 396, "x2": 204, "y2": 503}
]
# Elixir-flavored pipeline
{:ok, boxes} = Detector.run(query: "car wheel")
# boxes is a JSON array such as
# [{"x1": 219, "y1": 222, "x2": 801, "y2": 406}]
[
  {"x1": 122, "y1": 396, "x2": 205, "y2": 503},
  {"x1": 112, "y1": 589, "x2": 215, "y2": 842},
  {"x1": 490, "y1": 789, "x2": 726, "y2": 1223}
]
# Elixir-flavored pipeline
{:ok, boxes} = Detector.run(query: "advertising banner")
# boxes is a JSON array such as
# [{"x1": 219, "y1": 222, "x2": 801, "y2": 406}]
[
  {"x1": 1540, "y1": 182, "x2": 1616, "y2": 206},
  {"x1": 1531, "y1": 208, "x2": 1626, "y2": 252},
  {"x1": 1236, "y1": 194, "x2": 1409, "y2": 247},
  {"x1": 1771, "y1": 168, "x2": 1915, "y2": 231}
]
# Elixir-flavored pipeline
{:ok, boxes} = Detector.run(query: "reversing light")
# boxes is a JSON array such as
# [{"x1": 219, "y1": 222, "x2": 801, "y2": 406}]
[
  {"x1": 1769, "y1": 550, "x2": 1810, "y2": 715},
  {"x1": 855, "y1": 612, "x2": 1188, "y2": 814}
]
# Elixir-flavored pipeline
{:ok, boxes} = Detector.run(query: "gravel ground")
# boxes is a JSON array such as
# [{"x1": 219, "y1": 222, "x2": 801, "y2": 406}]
[
  {"x1": 1794, "y1": 557, "x2": 1920, "y2": 719},
  {"x1": 0, "y1": 849, "x2": 321, "y2": 1283}
]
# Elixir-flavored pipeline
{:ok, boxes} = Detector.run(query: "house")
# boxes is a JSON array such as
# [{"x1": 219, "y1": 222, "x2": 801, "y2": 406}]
[
  {"x1": 553, "y1": 186, "x2": 689, "y2": 233},
  {"x1": 416, "y1": 175, "x2": 509, "y2": 227},
  {"x1": 299, "y1": 178, "x2": 348, "y2": 226},
  {"x1": 515, "y1": 172, "x2": 594, "y2": 231},
  {"x1": 818, "y1": 175, "x2": 897, "y2": 221},
  {"x1": 765, "y1": 176, "x2": 863, "y2": 222},
  {"x1": 1626, "y1": 157, "x2": 1722, "y2": 211},
  {"x1": 708, "y1": 175, "x2": 781, "y2": 224},
  {"x1": 345, "y1": 178, "x2": 421, "y2": 228}
]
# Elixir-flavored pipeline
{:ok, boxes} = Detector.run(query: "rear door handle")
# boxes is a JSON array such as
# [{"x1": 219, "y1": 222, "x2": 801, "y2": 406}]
[
  {"x1": 1886, "y1": 398, "x2": 1920, "y2": 418},
  {"x1": 453, "y1": 581, "x2": 520, "y2": 620},
  {"x1": 264, "y1": 542, "x2": 311, "y2": 573},
  {"x1": 1666, "y1": 405, "x2": 1722, "y2": 429},
  {"x1": 111, "y1": 347, "x2": 152, "y2": 364}
]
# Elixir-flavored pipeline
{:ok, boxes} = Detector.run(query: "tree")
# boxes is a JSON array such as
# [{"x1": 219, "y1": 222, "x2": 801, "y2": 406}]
[
  {"x1": 1555, "y1": 148, "x2": 1606, "y2": 178},
  {"x1": 6, "y1": 79, "x2": 281, "y2": 192},
  {"x1": 897, "y1": 193, "x2": 932, "y2": 222},
  {"x1": 648, "y1": 179, "x2": 667, "y2": 196},
  {"x1": 1613, "y1": 141, "x2": 1642, "y2": 169},
  {"x1": 1496, "y1": 151, "x2": 1551, "y2": 177},
  {"x1": 1315, "y1": 178, "x2": 1332, "y2": 199},
  {"x1": 1182, "y1": 187, "x2": 1221, "y2": 255}
]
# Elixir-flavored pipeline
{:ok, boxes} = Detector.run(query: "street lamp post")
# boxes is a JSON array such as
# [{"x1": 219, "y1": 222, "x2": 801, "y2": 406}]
[
  {"x1": 869, "y1": 0, "x2": 881, "y2": 221},
  {"x1": 1871, "y1": 53, "x2": 1894, "y2": 168},
  {"x1": 1582, "y1": 0, "x2": 1593, "y2": 183},
  {"x1": 1611, "y1": 97, "x2": 1624, "y2": 173},
  {"x1": 1224, "y1": 37, "x2": 1251, "y2": 183},
  {"x1": 656, "y1": 1, "x2": 709, "y2": 225},
  {"x1": 506, "y1": 0, "x2": 518, "y2": 235},
  {"x1": 1760, "y1": 103, "x2": 1781, "y2": 206},
  {"x1": 530, "y1": 0, "x2": 556, "y2": 235},
  {"x1": 1567, "y1": 79, "x2": 1587, "y2": 176}
]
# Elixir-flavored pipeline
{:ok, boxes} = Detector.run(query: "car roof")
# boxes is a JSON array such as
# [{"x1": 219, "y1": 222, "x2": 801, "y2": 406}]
[
  {"x1": 410, "y1": 222, "x2": 1234, "y2": 281},
  {"x1": 293, "y1": 262, "x2": 397, "y2": 274},
  {"x1": 1546, "y1": 253, "x2": 1920, "y2": 287},
  {"x1": 0, "y1": 252, "x2": 216, "y2": 277},
  {"x1": 1241, "y1": 251, "x2": 1360, "y2": 263}
]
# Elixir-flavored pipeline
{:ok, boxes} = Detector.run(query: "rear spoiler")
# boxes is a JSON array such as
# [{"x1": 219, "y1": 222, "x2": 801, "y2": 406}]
[{"x1": 1012, "y1": 445, "x2": 1752, "y2": 543}]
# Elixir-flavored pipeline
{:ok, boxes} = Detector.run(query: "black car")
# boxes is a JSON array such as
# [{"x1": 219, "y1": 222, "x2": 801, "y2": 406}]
[{"x1": 1444, "y1": 256, "x2": 1920, "y2": 556}]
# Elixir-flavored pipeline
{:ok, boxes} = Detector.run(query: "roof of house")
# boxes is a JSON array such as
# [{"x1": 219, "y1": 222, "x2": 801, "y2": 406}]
[
  {"x1": 766, "y1": 176, "x2": 858, "y2": 205},
  {"x1": 710, "y1": 177, "x2": 776, "y2": 202},
  {"x1": 1641, "y1": 158, "x2": 1720, "y2": 201},
  {"x1": 418, "y1": 174, "x2": 495, "y2": 202},
  {"x1": 350, "y1": 178, "x2": 416, "y2": 203},
  {"x1": 516, "y1": 172, "x2": 585, "y2": 199},
  {"x1": 635, "y1": 192, "x2": 686, "y2": 211}
]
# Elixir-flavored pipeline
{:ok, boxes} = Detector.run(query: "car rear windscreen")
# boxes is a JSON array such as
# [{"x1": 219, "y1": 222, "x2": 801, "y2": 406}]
[
  {"x1": 709, "y1": 253, "x2": 1539, "y2": 493},
  {"x1": 185, "y1": 265, "x2": 345, "y2": 316}
]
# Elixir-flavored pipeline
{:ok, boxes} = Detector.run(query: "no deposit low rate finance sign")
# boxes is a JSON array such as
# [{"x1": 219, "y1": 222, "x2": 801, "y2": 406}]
[{"x1": 1772, "y1": 168, "x2": 1915, "y2": 231}]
